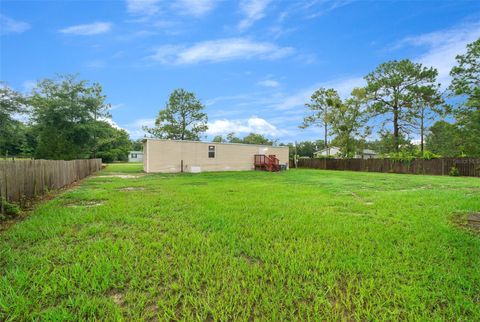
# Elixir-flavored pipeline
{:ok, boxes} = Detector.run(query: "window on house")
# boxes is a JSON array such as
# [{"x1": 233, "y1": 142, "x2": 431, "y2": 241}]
[
  {"x1": 208, "y1": 145, "x2": 215, "y2": 158},
  {"x1": 131, "y1": 153, "x2": 137, "y2": 158}
]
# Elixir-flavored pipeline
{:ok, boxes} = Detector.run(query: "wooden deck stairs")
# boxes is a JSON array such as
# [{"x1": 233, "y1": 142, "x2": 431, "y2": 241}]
[{"x1": 254, "y1": 154, "x2": 281, "y2": 172}]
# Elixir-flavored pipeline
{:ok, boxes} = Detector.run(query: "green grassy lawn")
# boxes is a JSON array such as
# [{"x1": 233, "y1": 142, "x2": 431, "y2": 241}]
[{"x1": 1, "y1": 165, "x2": 479, "y2": 320}]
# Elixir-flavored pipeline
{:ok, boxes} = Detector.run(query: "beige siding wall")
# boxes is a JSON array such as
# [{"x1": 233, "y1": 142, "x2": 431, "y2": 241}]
[{"x1": 143, "y1": 139, "x2": 289, "y2": 173}]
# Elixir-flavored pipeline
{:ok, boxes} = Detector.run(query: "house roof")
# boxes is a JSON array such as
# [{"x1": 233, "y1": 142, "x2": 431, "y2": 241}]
[
  {"x1": 129, "y1": 151, "x2": 144, "y2": 154},
  {"x1": 142, "y1": 138, "x2": 288, "y2": 149}
]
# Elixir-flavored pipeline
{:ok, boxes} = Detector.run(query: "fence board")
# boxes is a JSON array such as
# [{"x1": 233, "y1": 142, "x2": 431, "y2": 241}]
[
  {"x1": 290, "y1": 158, "x2": 480, "y2": 177},
  {"x1": 0, "y1": 159, "x2": 102, "y2": 203}
]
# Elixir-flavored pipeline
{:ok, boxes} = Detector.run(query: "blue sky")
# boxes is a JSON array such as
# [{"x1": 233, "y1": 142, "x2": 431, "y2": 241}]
[{"x1": 1, "y1": 0, "x2": 479, "y2": 143}]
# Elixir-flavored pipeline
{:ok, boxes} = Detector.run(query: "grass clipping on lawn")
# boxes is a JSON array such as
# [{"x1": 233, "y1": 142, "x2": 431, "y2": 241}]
[{"x1": 0, "y1": 163, "x2": 479, "y2": 320}]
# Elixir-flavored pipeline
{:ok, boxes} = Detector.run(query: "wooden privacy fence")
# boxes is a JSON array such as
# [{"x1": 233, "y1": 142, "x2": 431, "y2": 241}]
[
  {"x1": 290, "y1": 158, "x2": 480, "y2": 177},
  {"x1": 0, "y1": 159, "x2": 102, "y2": 202}
]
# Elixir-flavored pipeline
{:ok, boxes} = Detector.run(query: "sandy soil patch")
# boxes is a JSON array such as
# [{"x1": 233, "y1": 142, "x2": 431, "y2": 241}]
[
  {"x1": 119, "y1": 187, "x2": 146, "y2": 191},
  {"x1": 65, "y1": 200, "x2": 105, "y2": 208},
  {"x1": 97, "y1": 174, "x2": 143, "y2": 179},
  {"x1": 467, "y1": 213, "x2": 480, "y2": 230}
]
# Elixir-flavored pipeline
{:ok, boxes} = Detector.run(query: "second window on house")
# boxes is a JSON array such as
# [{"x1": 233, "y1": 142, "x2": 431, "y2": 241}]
[{"x1": 208, "y1": 145, "x2": 215, "y2": 158}]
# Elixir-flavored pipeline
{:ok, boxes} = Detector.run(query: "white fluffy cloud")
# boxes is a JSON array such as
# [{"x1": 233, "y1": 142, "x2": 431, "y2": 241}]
[
  {"x1": 149, "y1": 38, "x2": 294, "y2": 64},
  {"x1": 126, "y1": 0, "x2": 161, "y2": 16},
  {"x1": 60, "y1": 22, "x2": 112, "y2": 35},
  {"x1": 207, "y1": 116, "x2": 282, "y2": 136},
  {"x1": 124, "y1": 116, "x2": 283, "y2": 139},
  {"x1": 0, "y1": 14, "x2": 30, "y2": 35},
  {"x1": 85, "y1": 60, "x2": 106, "y2": 68},
  {"x1": 257, "y1": 79, "x2": 280, "y2": 88},
  {"x1": 176, "y1": 0, "x2": 217, "y2": 17},
  {"x1": 99, "y1": 117, "x2": 124, "y2": 130},
  {"x1": 110, "y1": 103, "x2": 125, "y2": 111},
  {"x1": 238, "y1": 0, "x2": 271, "y2": 30},
  {"x1": 271, "y1": 22, "x2": 479, "y2": 112},
  {"x1": 274, "y1": 76, "x2": 365, "y2": 110},
  {"x1": 126, "y1": 0, "x2": 216, "y2": 17},
  {"x1": 395, "y1": 21, "x2": 480, "y2": 87}
]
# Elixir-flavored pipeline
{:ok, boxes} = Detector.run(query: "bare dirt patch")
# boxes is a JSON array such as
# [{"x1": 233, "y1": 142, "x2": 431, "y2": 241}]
[
  {"x1": 467, "y1": 213, "x2": 480, "y2": 230},
  {"x1": 451, "y1": 212, "x2": 480, "y2": 234},
  {"x1": 119, "y1": 187, "x2": 146, "y2": 191},
  {"x1": 97, "y1": 174, "x2": 142, "y2": 179},
  {"x1": 238, "y1": 252, "x2": 264, "y2": 266},
  {"x1": 327, "y1": 275, "x2": 358, "y2": 321},
  {"x1": 107, "y1": 289, "x2": 126, "y2": 307},
  {"x1": 350, "y1": 192, "x2": 374, "y2": 205},
  {"x1": 182, "y1": 182, "x2": 208, "y2": 186},
  {"x1": 64, "y1": 200, "x2": 105, "y2": 208},
  {"x1": 145, "y1": 302, "x2": 159, "y2": 321}
]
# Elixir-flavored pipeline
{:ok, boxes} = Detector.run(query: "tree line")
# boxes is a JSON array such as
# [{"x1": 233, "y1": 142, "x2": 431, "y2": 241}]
[
  {"x1": 2, "y1": 39, "x2": 478, "y2": 161},
  {"x1": 1, "y1": 75, "x2": 132, "y2": 162},
  {"x1": 300, "y1": 39, "x2": 479, "y2": 158},
  {"x1": 142, "y1": 38, "x2": 478, "y2": 159}
]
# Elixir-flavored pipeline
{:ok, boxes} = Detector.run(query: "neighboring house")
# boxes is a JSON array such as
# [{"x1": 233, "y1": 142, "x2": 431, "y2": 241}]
[
  {"x1": 142, "y1": 139, "x2": 289, "y2": 173},
  {"x1": 313, "y1": 146, "x2": 378, "y2": 159},
  {"x1": 314, "y1": 146, "x2": 342, "y2": 157},
  {"x1": 359, "y1": 149, "x2": 378, "y2": 159},
  {"x1": 128, "y1": 151, "x2": 144, "y2": 162}
]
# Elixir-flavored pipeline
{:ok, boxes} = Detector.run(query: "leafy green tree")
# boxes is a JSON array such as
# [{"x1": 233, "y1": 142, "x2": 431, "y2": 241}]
[
  {"x1": 0, "y1": 84, "x2": 26, "y2": 156},
  {"x1": 131, "y1": 139, "x2": 144, "y2": 151},
  {"x1": 279, "y1": 140, "x2": 325, "y2": 159},
  {"x1": 29, "y1": 75, "x2": 110, "y2": 160},
  {"x1": 449, "y1": 38, "x2": 480, "y2": 156},
  {"x1": 145, "y1": 89, "x2": 208, "y2": 140},
  {"x1": 96, "y1": 122, "x2": 131, "y2": 162},
  {"x1": 365, "y1": 59, "x2": 440, "y2": 152},
  {"x1": 297, "y1": 140, "x2": 325, "y2": 157},
  {"x1": 366, "y1": 131, "x2": 413, "y2": 155},
  {"x1": 212, "y1": 135, "x2": 224, "y2": 143},
  {"x1": 300, "y1": 88, "x2": 341, "y2": 151},
  {"x1": 242, "y1": 133, "x2": 274, "y2": 145},
  {"x1": 412, "y1": 85, "x2": 444, "y2": 155},
  {"x1": 425, "y1": 121, "x2": 462, "y2": 157},
  {"x1": 450, "y1": 38, "x2": 480, "y2": 107},
  {"x1": 226, "y1": 132, "x2": 243, "y2": 143},
  {"x1": 224, "y1": 132, "x2": 274, "y2": 145},
  {"x1": 330, "y1": 88, "x2": 369, "y2": 157},
  {"x1": 21, "y1": 125, "x2": 38, "y2": 156}
]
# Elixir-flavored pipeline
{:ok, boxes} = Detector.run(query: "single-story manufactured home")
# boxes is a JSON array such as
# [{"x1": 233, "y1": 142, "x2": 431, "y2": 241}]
[
  {"x1": 128, "y1": 151, "x2": 144, "y2": 162},
  {"x1": 142, "y1": 138, "x2": 289, "y2": 173}
]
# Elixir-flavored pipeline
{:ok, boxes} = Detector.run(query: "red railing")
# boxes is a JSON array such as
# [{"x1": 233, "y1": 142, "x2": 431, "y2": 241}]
[{"x1": 254, "y1": 154, "x2": 280, "y2": 172}]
